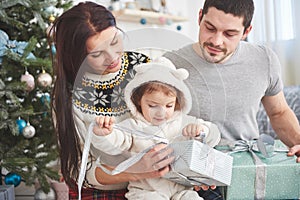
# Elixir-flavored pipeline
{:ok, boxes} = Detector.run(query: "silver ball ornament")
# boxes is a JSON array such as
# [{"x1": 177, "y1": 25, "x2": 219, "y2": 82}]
[
  {"x1": 23, "y1": 122, "x2": 36, "y2": 138},
  {"x1": 37, "y1": 70, "x2": 52, "y2": 87},
  {"x1": 34, "y1": 187, "x2": 56, "y2": 200},
  {"x1": 20, "y1": 71, "x2": 35, "y2": 91}
]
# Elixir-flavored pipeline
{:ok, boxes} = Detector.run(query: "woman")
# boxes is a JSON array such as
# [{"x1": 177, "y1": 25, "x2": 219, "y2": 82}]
[{"x1": 50, "y1": 2, "x2": 174, "y2": 199}]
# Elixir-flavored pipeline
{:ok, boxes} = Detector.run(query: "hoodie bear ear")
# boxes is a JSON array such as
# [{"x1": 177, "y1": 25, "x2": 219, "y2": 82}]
[
  {"x1": 171, "y1": 68, "x2": 189, "y2": 80},
  {"x1": 133, "y1": 63, "x2": 150, "y2": 73}
]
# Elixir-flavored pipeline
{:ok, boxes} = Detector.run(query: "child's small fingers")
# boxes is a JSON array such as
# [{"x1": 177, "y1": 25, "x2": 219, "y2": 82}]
[
  {"x1": 109, "y1": 116, "x2": 115, "y2": 125},
  {"x1": 94, "y1": 117, "x2": 99, "y2": 123},
  {"x1": 195, "y1": 125, "x2": 202, "y2": 135},
  {"x1": 99, "y1": 117, "x2": 105, "y2": 126},
  {"x1": 182, "y1": 128, "x2": 188, "y2": 136},
  {"x1": 103, "y1": 116, "x2": 110, "y2": 127},
  {"x1": 186, "y1": 125, "x2": 193, "y2": 134}
]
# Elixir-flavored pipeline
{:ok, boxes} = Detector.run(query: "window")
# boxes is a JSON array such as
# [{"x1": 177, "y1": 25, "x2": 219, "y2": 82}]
[{"x1": 248, "y1": 0, "x2": 295, "y2": 43}]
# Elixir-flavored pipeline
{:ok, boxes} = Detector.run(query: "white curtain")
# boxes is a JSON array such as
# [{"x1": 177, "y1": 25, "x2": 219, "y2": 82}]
[{"x1": 248, "y1": 0, "x2": 300, "y2": 86}]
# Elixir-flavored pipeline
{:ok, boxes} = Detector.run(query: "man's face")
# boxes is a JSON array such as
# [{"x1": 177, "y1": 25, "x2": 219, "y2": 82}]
[{"x1": 198, "y1": 7, "x2": 251, "y2": 63}]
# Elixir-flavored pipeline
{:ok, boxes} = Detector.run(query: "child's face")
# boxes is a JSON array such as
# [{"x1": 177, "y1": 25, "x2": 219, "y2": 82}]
[{"x1": 140, "y1": 90, "x2": 176, "y2": 126}]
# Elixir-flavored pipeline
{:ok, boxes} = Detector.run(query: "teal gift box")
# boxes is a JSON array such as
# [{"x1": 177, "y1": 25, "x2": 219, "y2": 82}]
[{"x1": 220, "y1": 140, "x2": 300, "y2": 200}]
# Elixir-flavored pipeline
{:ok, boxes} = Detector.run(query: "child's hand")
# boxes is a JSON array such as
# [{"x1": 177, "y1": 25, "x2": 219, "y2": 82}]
[
  {"x1": 93, "y1": 116, "x2": 115, "y2": 136},
  {"x1": 182, "y1": 123, "x2": 205, "y2": 138}
]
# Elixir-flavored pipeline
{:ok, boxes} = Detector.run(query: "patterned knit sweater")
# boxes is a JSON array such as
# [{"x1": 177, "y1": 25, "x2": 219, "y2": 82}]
[{"x1": 73, "y1": 51, "x2": 150, "y2": 121}]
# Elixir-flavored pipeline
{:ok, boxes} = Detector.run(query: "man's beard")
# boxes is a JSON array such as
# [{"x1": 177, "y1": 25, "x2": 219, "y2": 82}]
[{"x1": 200, "y1": 42, "x2": 229, "y2": 63}]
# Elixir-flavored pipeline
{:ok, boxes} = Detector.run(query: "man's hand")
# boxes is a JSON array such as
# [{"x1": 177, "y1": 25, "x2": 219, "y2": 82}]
[
  {"x1": 194, "y1": 185, "x2": 217, "y2": 191},
  {"x1": 287, "y1": 144, "x2": 300, "y2": 162}
]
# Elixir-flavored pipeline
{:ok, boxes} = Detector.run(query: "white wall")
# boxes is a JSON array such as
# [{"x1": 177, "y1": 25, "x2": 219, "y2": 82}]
[
  {"x1": 71, "y1": 0, "x2": 203, "y2": 41},
  {"x1": 184, "y1": 0, "x2": 204, "y2": 41}
]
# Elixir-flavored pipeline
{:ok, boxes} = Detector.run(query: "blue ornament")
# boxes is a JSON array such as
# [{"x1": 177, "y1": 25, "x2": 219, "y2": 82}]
[
  {"x1": 51, "y1": 43, "x2": 56, "y2": 55},
  {"x1": 40, "y1": 93, "x2": 51, "y2": 104},
  {"x1": 176, "y1": 25, "x2": 182, "y2": 31},
  {"x1": 0, "y1": 30, "x2": 36, "y2": 64},
  {"x1": 16, "y1": 118, "x2": 27, "y2": 135},
  {"x1": 108, "y1": 5, "x2": 113, "y2": 11},
  {"x1": 4, "y1": 172, "x2": 22, "y2": 187},
  {"x1": 140, "y1": 18, "x2": 147, "y2": 25}
]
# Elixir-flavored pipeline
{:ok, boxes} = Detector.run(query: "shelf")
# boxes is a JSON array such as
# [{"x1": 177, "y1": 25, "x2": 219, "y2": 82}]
[{"x1": 112, "y1": 9, "x2": 188, "y2": 24}]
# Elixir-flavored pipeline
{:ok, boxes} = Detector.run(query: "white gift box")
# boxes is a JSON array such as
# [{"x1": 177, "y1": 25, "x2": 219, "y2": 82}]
[
  {"x1": 164, "y1": 140, "x2": 233, "y2": 187},
  {"x1": 0, "y1": 185, "x2": 15, "y2": 200}
]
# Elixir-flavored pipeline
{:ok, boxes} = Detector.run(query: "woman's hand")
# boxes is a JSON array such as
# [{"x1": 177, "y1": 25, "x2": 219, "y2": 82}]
[
  {"x1": 126, "y1": 143, "x2": 175, "y2": 180},
  {"x1": 95, "y1": 143, "x2": 175, "y2": 184}
]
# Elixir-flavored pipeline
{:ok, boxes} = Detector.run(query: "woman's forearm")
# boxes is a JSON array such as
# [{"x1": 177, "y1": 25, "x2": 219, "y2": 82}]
[
  {"x1": 95, "y1": 164, "x2": 171, "y2": 185},
  {"x1": 95, "y1": 166, "x2": 139, "y2": 185}
]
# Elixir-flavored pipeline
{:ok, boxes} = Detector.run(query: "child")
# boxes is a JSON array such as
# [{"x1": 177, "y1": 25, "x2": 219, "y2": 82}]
[{"x1": 92, "y1": 62, "x2": 221, "y2": 200}]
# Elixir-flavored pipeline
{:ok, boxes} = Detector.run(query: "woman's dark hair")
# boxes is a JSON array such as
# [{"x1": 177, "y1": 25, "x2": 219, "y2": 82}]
[
  {"x1": 202, "y1": 0, "x2": 254, "y2": 32},
  {"x1": 49, "y1": 1, "x2": 116, "y2": 187}
]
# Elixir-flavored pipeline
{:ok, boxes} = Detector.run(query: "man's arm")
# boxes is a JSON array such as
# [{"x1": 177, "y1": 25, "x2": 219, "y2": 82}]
[{"x1": 261, "y1": 91, "x2": 300, "y2": 147}]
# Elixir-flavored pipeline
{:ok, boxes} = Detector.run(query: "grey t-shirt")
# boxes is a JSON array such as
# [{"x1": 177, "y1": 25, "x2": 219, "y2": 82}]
[{"x1": 164, "y1": 41, "x2": 283, "y2": 141}]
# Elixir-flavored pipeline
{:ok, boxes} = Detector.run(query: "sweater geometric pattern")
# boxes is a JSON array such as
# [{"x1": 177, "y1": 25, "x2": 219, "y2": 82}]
[{"x1": 73, "y1": 51, "x2": 150, "y2": 117}]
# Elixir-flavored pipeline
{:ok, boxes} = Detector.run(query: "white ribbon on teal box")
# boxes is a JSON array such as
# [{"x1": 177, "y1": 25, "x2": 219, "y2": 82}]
[{"x1": 217, "y1": 134, "x2": 300, "y2": 200}]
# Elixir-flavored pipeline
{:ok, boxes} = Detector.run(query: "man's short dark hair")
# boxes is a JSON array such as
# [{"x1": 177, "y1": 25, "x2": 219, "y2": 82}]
[{"x1": 202, "y1": 0, "x2": 254, "y2": 31}]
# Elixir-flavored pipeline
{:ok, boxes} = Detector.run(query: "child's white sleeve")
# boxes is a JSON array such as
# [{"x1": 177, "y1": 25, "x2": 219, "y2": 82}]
[
  {"x1": 195, "y1": 118, "x2": 221, "y2": 147},
  {"x1": 92, "y1": 128, "x2": 132, "y2": 155}
]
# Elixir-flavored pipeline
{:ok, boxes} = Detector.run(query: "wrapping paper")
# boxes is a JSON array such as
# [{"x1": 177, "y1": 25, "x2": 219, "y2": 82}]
[{"x1": 164, "y1": 140, "x2": 233, "y2": 187}]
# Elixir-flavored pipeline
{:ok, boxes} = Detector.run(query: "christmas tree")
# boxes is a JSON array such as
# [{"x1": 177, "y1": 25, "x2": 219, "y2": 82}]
[{"x1": 0, "y1": 0, "x2": 72, "y2": 193}]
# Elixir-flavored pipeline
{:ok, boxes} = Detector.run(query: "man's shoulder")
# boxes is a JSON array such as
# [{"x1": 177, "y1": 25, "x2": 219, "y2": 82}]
[
  {"x1": 163, "y1": 44, "x2": 194, "y2": 62},
  {"x1": 167, "y1": 44, "x2": 193, "y2": 54},
  {"x1": 239, "y1": 41, "x2": 273, "y2": 55}
]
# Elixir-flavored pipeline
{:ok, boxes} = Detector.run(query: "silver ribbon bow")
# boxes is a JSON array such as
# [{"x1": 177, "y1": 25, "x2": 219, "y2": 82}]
[{"x1": 226, "y1": 134, "x2": 275, "y2": 200}]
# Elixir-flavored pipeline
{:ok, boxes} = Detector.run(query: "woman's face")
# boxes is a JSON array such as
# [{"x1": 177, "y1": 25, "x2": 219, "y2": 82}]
[{"x1": 86, "y1": 26, "x2": 124, "y2": 75}]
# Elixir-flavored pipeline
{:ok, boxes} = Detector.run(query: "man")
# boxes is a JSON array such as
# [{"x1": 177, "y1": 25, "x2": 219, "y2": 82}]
[{"x1": 161, "y1": 0, "x2": 300, "y2": 199}]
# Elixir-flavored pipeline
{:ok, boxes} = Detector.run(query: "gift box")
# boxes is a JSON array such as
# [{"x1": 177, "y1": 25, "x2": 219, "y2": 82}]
[
  {"x1": 221, "y1": 140, "x2": 300, "y2": 200},
  {"x1": 0, "y1": 185, "x2": 15, "y2": 200},
  {"x1": 164, "y1": 140, "x2": 233, "y2": 187}
]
